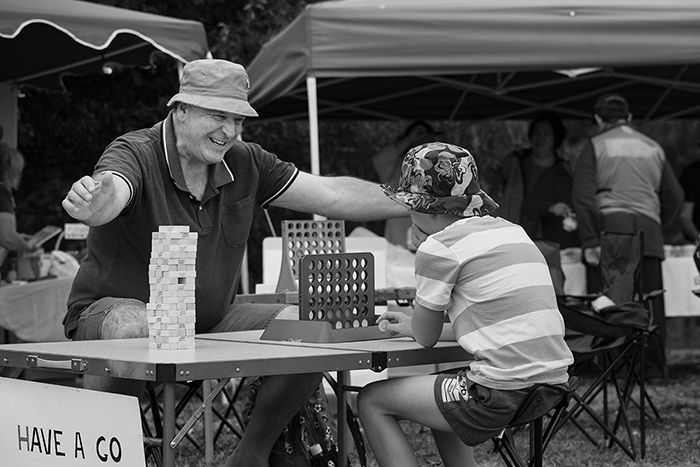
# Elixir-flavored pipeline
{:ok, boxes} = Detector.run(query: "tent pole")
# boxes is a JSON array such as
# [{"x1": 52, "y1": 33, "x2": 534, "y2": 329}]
[{"x1": 306, "y1": 75, "x2": 324, "y2": 220}]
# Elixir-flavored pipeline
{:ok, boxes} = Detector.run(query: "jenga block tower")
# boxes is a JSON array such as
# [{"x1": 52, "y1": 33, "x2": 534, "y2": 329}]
[{"x1": 147, "y1": 225, "x2": 197, "y2": 350}]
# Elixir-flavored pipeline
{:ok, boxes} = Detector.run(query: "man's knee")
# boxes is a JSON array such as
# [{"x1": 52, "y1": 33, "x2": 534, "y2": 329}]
[
  {"x1": 101, "y1": 301, "x2": 148, "y2": 339},
  {"x1": 75, "y1": 297, "x2": 147, "y2": 341}
]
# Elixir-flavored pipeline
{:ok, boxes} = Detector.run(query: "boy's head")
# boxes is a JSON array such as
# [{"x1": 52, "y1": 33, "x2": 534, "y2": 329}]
[{"x1": 380, "y1": 142, "x2": 498, "y2": 218}]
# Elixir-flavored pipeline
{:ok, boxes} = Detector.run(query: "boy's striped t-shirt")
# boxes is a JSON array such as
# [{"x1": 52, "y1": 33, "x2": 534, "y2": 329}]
[{"x1": 414, "y1": 216, "x2": 573, "y2": 390}]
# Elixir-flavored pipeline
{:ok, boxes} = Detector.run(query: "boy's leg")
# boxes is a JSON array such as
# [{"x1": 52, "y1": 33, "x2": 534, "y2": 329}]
[
  {"x1": 433, "y1": 430, "x2": 475, "y2": 467},
  {"x1": 358, "y1": 375, "x2": 473, "y2": 467},
  {"x1": 73, "y1": 297, "x2": 148, "y2": 397},
  {"x1": 213, "y1": 303, "x2": 324, "y2": 467}
]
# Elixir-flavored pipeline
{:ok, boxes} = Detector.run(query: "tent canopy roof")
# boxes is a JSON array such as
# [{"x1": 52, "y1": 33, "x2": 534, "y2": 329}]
[
  {"x1": 247, "y1": 0, "x2": 700, "y2": 121},
  {"x1": 0, "y1": 0, "x2": 209, "y2": 90}
]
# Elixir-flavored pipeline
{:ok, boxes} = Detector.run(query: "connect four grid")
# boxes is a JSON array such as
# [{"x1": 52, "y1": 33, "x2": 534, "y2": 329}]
[
  {"x1": 299, "y1": 252, "x2": 376, "y2": 330},
  {"x1": 276, "y1": 220, "x2": 346, "y2": 292}
]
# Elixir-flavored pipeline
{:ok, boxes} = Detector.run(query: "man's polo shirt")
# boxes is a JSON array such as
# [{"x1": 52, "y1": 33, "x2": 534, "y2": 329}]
[{"x1": 64, "y1": 112, "x2": 298, "y2": 337}]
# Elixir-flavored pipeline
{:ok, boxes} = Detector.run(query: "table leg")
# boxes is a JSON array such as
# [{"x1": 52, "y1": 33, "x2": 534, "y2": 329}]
[
  {"x1": 162, "y1": 382, "x2": 176, "y2": 467},
  {"x1": 337, "y1": 370, "x2": 348, "y2": 467},
  {"x1": 203, "y1": 379, "x2": 213, "y2": 465}
]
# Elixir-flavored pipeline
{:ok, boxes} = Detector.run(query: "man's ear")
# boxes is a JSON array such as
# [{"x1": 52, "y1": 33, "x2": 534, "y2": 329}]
[{"x1": 173, "y1": 102, "x2": 188, "y2": 120}]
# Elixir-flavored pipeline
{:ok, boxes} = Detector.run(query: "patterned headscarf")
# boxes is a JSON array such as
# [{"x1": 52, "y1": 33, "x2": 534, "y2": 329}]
[{"x1": 380, "y1": 142, "x2": 498, "y2": 217}]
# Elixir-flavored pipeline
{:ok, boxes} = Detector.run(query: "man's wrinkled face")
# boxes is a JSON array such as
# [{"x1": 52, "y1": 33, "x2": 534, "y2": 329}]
[{"x1": 177, "y1": 104, "x2": 245, "y2": 164}]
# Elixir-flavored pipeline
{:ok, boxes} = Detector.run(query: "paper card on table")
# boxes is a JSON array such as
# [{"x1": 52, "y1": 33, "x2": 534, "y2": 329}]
[{"x1": 0, "y1": 378, "x2": 145, "y2": 466}]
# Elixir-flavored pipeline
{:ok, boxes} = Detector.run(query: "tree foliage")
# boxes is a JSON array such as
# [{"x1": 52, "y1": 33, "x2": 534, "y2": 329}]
[
  {"x1": 16, "y1": 0, "x2": 315, "y2": 285},
  {"x1": 13, "y1": 0, "x2": 700, "y2": 286}
]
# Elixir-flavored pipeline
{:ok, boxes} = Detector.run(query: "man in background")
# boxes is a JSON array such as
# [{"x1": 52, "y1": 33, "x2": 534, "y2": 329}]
[{"x1": 572, "y1": 93, "x2": 683, "y2": 378}]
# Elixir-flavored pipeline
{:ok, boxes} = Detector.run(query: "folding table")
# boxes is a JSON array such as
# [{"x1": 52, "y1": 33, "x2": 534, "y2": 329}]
[{"x1": 0, "y1": 331, "x2": 471, "y2": 467}]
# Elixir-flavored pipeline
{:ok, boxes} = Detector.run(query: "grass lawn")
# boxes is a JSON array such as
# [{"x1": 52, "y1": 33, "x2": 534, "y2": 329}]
[{"x1": 160, "y1": 348, "x2": 700, "y2": 466}]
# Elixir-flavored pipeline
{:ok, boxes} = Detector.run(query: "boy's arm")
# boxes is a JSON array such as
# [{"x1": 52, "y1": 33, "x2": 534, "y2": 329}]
[
  {"x1": 411, "y1": 302, "x2": 450, "y2": 348},
  {"x1": 377, "y1": 306, "x2": 455, "y2": 345}
]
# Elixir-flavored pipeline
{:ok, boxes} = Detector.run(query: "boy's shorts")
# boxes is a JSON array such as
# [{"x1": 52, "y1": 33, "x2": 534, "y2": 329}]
[
  {"x1": 434, "y1": 370, "x2": 531, "y2": 446},
  {"x1": 73, "y1": 297, "x2": 290, "y2": 340}
]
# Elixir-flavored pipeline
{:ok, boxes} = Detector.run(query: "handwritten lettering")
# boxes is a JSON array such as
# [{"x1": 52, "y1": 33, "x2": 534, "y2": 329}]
[{"x1": 16, "y1": 425, "x2": 65, "y2": 456}]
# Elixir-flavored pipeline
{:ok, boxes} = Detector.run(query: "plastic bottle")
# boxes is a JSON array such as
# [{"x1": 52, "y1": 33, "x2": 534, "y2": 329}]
[{"x1": 308, "y1": 443, "x2": 326, "y2": 467}]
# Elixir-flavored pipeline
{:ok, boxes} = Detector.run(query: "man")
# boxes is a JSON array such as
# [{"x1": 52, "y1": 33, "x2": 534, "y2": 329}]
[
  {"x1": 371, "y1": 121, "x2": 443, "y2": 249},
  {"x1": 61, "y1": 59, "x2": 408, "y2": 467},
  {"x1": 572, "y1": 93, "x2": 683, "y2": 378}
]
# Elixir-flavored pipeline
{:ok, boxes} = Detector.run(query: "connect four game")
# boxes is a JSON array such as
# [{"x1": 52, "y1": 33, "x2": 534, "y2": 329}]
[
  {"x1": 262, "y1": 252, "x2": 386, "y2": 343},
  {"x1": 299, "y1": 252, "x2": 375, "y2": 329},
  {"x1": 276, "y1": 220, "x2": 345, "y2": 292}
]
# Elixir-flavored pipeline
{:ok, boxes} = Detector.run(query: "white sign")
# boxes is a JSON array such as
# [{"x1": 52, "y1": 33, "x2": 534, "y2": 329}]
[{"x1": 0, "y1": 378, "x2": 145, "y2": 466}]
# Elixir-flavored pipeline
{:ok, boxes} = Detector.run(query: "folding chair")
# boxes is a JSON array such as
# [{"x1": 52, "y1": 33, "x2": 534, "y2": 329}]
[
  {"x1": 544, "y1": 231, "x2": 661, "y2": 460},
  {"x1": 492, "y1": 376, "x2": 581, "y2": 467}
]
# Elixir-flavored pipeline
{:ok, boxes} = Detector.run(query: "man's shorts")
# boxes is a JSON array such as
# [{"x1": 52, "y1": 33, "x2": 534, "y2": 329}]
[
  {"x1": 434, "y1": 370, "x2": 531, "y2": 446},
  {"x1": 73, "y1": 297, "x2": 290, "y2": 341}
]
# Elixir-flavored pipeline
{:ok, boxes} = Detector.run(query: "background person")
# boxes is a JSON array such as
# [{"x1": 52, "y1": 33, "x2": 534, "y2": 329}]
[
  {"x1": 572, "y1": 93, "x2": 683, "y2": 378},
  {"x1": 358, "y1": 142, "x2": 572, "y2": 467},
  {"x1": 484, "y1": 112, "x2": 578, "y2": 248},
  {"x1": 0, "y1": 143, "x2": 35, "y2": 274},
  {"x1": 372, "y1": 121, "x2": 442, "y2": 248},
  {"x1": 61, "y1": 59, "x2": 408, "y2": 467},
  {"x1": 519, "y1": 111, "x2": 580, "y2": 249}
]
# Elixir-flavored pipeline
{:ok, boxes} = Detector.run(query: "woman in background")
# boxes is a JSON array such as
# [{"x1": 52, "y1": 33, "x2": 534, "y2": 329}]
[
  {"x1": 0, "y1": 143, "x2": 33, "y2": 256},
  {"x1": 485, "y1": 111, "x2": 579, "y2": 249}
]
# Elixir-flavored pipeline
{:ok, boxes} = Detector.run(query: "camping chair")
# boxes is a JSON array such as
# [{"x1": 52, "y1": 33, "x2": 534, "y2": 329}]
[
  {"x1": 492, "y1": 376, "x2": 581, "y2": 467},
  {"x1": 544, "y1": 231, "x2": 661, "y2": 460}
]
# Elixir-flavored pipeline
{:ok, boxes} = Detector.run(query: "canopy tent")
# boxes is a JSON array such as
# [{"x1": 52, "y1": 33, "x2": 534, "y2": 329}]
[
  {"x1": 0, "y1": 0, "x2": 208, "y2": 89},
  {"x1": 246, "y1": 0, "x2": 700, "y2": 174},
  {"x1": 0, "y1": 0, "x2": 209, "y2": 146}
]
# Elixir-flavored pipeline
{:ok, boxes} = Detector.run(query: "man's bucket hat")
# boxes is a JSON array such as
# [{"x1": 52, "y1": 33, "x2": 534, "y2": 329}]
[{"x1": 167, "y1": 59, "x2": 258, "y2": 117}]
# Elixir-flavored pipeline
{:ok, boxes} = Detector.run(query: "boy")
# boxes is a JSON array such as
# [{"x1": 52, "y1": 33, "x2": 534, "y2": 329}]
[{"x1": 357, "y1": 142, "x2": 573, "y2": 467}]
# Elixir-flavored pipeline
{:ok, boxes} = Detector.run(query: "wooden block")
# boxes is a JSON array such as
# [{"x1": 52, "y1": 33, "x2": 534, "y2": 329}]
[{"x1": 159, "y1": 225, "x2": 191, "y2": 233}]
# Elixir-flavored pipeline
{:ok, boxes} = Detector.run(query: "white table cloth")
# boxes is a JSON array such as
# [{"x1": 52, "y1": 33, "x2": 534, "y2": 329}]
[{"x1": 0, "y1": 277, "x2": 72, "y2": 342}]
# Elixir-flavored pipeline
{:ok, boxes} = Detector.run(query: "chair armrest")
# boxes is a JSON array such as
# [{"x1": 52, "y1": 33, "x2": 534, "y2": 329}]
[
  {"x1": 557, "y1": 293, "x2": 600, "y2": 306},
  {"x1": 641, "y1": 289, "x2": 664, "y2": 302}
]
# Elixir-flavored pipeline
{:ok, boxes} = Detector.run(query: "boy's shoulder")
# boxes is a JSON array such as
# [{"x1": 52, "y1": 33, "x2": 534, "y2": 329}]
[
  {"x1": 439, "y1": 215, "x2": 514, "y2": 237},
  {"x1": 428, "y1": 215, "x2": 532, "y2": 253}
]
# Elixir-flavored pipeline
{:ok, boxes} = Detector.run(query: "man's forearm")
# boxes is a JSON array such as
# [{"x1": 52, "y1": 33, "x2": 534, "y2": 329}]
[{"x1": 309, "y1": 175, "x2": 410, "y2": 221}]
